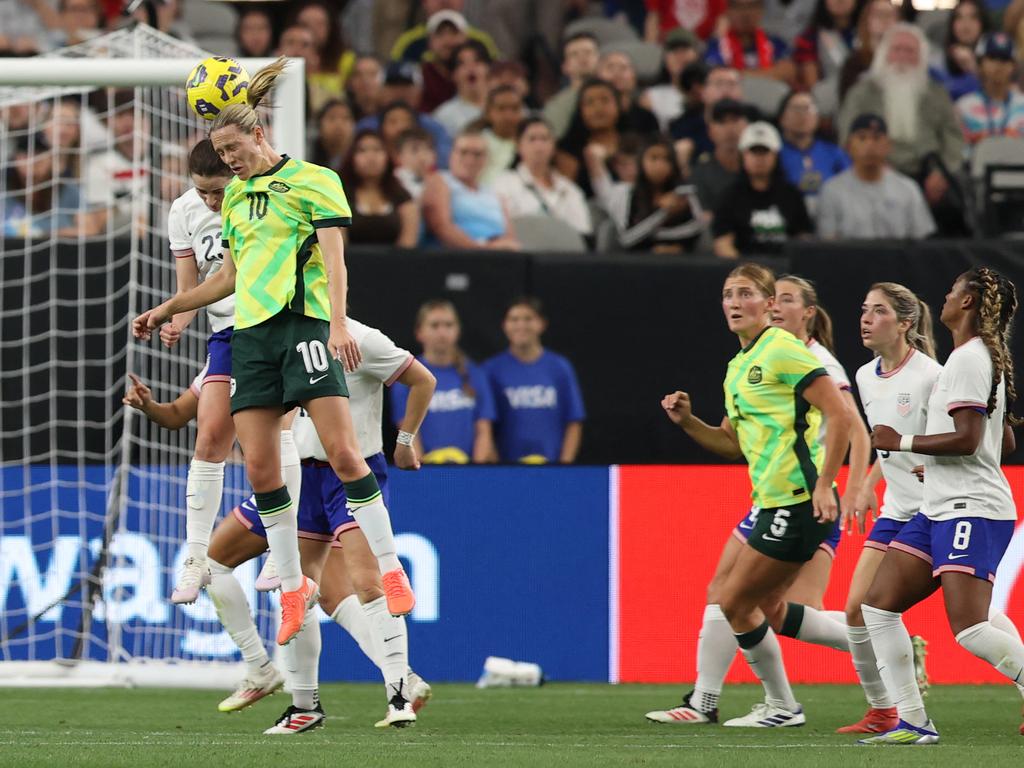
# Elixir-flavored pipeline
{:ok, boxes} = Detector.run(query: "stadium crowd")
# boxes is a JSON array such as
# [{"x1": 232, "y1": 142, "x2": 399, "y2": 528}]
[{"x1": 5, "y1": 0, "x2": 1024, "y2": 247}]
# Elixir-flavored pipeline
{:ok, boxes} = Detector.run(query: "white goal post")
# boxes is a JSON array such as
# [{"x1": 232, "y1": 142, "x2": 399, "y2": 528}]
[{"x1": 0, "y1": 26, "x2": 304, "y2": 688}]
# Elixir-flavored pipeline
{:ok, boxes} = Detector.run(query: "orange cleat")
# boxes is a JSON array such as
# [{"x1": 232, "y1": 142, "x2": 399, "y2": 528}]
[
  {"x1": 277, "y1": 576, "x2": 319, "y2": 646},
  {"x1": 382, "y1": 568, "x2": 415, "y2": 616},
  {"x1": 836, "y1": 707, "x2": 899, "y2": 734}
]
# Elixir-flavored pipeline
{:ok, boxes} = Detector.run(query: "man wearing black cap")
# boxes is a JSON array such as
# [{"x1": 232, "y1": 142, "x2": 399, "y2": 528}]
[
  {"x1": 955, "y1": 32, "x2": 1024, "y2": 148},
  {"x1": 691, "y1": 98, "x2": 749, "y2": 216},
  {"x1": 669, "y1": 65, "x2": 744, "y2": 156},
  {"x1": 817, "y1": 113, "x2": 935, "y2": 239}
]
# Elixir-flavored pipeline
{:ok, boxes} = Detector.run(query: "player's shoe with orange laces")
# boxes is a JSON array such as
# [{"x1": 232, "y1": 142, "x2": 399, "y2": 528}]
[
  {"x1": 836, "y1": 707, "x2": 898, "y2": 734},
  {"x1": 277, "y1": 576, "x2": 319, "y2": 646},
  {"x1": 382, "y1": 568, "x2": 415, "y2": 616}
]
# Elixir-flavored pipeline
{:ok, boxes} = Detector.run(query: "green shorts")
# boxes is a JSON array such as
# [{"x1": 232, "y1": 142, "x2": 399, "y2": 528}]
[
  {"x1": 230, "y1": 310, "x2": 349, "y2": 414},
  {"x1": 746, "y1": 494, "x2": 839, "y2": 563}
]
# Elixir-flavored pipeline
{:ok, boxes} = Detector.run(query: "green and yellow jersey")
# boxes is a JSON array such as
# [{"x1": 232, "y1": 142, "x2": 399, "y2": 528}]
[
  {"x1": 724, "y1": 327, "x2": 828, "y2": 508},
  {"x1": 221, "y1": 156, "x2": 351, "y2": 330}
]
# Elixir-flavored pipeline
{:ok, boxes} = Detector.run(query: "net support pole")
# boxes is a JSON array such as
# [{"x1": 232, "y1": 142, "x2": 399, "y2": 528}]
[{"x1": 0, "y1": 57, "x2": 307, "y2": 160}]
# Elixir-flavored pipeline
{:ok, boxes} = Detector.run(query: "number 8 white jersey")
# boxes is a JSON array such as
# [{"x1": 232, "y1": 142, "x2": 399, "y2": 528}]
[{"x1": 167, "y1": 187, "x2": 235, "y2": 334}]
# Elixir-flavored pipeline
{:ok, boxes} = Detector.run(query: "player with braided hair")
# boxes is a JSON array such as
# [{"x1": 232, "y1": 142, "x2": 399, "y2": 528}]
[{"x1": 859, "y1": 267, "x2": 1024, "y2": 745}]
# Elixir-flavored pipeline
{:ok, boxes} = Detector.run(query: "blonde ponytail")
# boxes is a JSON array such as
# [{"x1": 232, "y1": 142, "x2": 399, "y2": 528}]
[{"x1": 211, "y1": 57, "x2": 288, "y2": 135}]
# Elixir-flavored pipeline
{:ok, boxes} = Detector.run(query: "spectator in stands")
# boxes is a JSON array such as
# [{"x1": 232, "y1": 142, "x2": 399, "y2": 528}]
[
  {"x1": 277, "y1": 24, "x2": 327, "y2": 115},
  {"x1": 392, "y1": 299, "x2": 496, "y2": 465},
  {"x1": 777, "y1": 91, "x2": 849, "y2": 214},
  {"x1": 418, "y1": 11, "x2": 471, "y2": 113},
  {"x1": 839, "y1": 23, "x2": 967, "y2": 234},
  {"x1": 641, "y1": 29, "x2": 703, "y2": 132},
  {"x1": 359, "y1": 100, "x2": 453, "y2": 171},
  {"x1": 587, "y1": 138, "x2": 704, "y2": 253},
  {"x1": 49, "y1": 0, "x2": 105, "y2": 48},
  {"x1": 488, "y1": 60, "x2": 534, "y2": 109},
  {"x1": 433, "y1": 40, "x2": 491, "y2": 137},
  {"x1": 956, "y1": 33, "x2": 1024, "y2": 146},
  {"x1": 555, "y1": 78, "x2": 630, "y2": 197},
  {"x1": 395, "y1": 127, "x2": 437, "y2": 200},
  {"x1": 544, "y1": 32, "x2": 602, "y2": 140},
  {"x1": 478, "y1": 85, "x2": 525, "y2": 184},
  {"x1": 838, "y1": 0, "x2": 898, "y2": 101},
  {"x1": 346, "y1": 56, "x2": 385, "y2": 122},
  {"x1": 40, "y1": 97, "x2": 82, "y2": 180},
  {"x1": 290, "y1": 0, "x2": 357, "y2": 104},
  {"x1": 793, "y1": 0, "x2": 865, "y2": 90},
  {"x1": 484, "y1": 297, "x2": 585, "y2": 465},
  {"x1": 309, "y1": 98, "x2": 355, "y2": 172},
  {"x1": 817, "y1": 113, "x2": 936, "y2": 238},
  {"x1": 713, "y1": 121, "x2": 813, "y2": 256},
  {"x1": 391, "y1": 1, "x2": 499, "y2": 64},
  {"x1": 763, "y1": 0, "x2": 822, "y2": 47},
  {"x1": 644, "y1": 0, "x2": 726, "y2": 42},
  {"x1": 931, "y1": 0, "x2": 987, "y2": 101},
  {"x1": 493, "y1": 116, "x2": 592, "y2": 236},
  {"x1": 235, "y1": 6, "x2": 275, "y2": 58},
  {"x1": 0, "y1": 0, "x2": 54, "y2": 54},
  {"x1": 3, "y1": 136, "x2": 82, "y2": 238},
  {"x1": 422, "y1": 129, "x2": 520, "y2": 249},
  {"x1": 669, "y1": 65, "x2": 742, "y2": 158},
  {"x1": 692, "y1": 97, "x2": 749, "y2": 217},
  {"x1": 340, "y1": 130, "x2": 419, "y2": 247},
  {"x1": 81, "y1": 89, "x2": 143, "y2": 236},
  {"x1": 598, "y1": 50, "x2": 661, "y2": 136},
  {"x1": 705, "y1": 0, "x2": 796, "y2": 84},
  {"x1": 128, "y1": 0, "x2": 193, "y2": 43},
  {"x1": 609, "y1": 133, "x2": 645, "y2": 184}
]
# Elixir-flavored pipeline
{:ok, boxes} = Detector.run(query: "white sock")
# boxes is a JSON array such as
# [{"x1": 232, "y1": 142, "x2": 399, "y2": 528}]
[
  {"x1": 207, "y1": 559, "x2": 270, "y2": 676},
  {"x1": 332, "y1": 595, "x2": 382, "y2": 666},
  {"x1": 279, "y1": 429, "x2": 301, "y2": 502},
  {"x1": 825, "y1": 610, "x2": 847, "y2": 624},
  {"x1": 348, "y1": 497, "x2": 402, "y2": 574},
  {"x1": 282, "y1": 609, "x2": 321, "y2": 710},
  {"x1": 794, "y1": 606, "x2": 850, "y2": 651},
  {"x1": 363, "y1": 595, "x2": 409, "y2": 700},
  {"x1": 693, "y1": 604, "x2": 735, "y2": 713},
  {"x1": 736, "y1": 622, "x2": 798, "y2": 711},
  {"x1": 989, "y1": 611, "x2": 1024, "y2": 698},
  {"x1": 259, "y1": 497, "x2": 302, "y2": 593},
  {"x1": 847, "y1": 623, "x2": 893, "y2": 708},
  {"x1": 956, "y1": 620, "x2": 1024, "y2": 689},
  {"x1": 185, "y1": 459, "x2": 224, "y2": 560},
  {"x1": 862, "y1": 604, "x2": 928, "y2": 727}
]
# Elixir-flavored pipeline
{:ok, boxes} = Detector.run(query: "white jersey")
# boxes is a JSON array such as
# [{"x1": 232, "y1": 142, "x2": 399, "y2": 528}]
[
  {"x1": 292, "y1": 319, "x2": 413, "y2": 460},
  {"x1": 807, "y1": 339, "x2": 851, "y2": 442},
  {"x1": 167, "y1": 187, "x2": 235, "y2": 334},
  {"x1": 922, "y1": 337, "x2": 1014, "y2": 521},
  {"x1": 855, "y1": 349, "x2": 943, "y2": 521}
]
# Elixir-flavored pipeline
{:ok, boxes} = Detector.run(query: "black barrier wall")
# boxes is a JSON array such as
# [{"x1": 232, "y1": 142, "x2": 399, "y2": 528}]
[{"x1": 3, "y1": 239, "x2": 1022, "y2": 464}]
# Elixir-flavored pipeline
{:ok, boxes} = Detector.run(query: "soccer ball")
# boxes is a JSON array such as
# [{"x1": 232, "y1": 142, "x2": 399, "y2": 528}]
[{"x1": 185, "y1": 56, "x2": 250, "y2": 121}]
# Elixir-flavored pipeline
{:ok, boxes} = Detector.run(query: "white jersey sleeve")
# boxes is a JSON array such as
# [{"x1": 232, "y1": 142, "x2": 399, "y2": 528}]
[
  {"x1": 921, "y1": 338, "x2": 1014, "y2": 521},
  {"x1": 808, "y1": 340, "x2": 851, "y2": 389},
  {"x1": 167, "y1": 195, "x2": 193, "y2": 254},
  {"x1": 855, "y1": 350, "x2": 942, "y2": 520}
]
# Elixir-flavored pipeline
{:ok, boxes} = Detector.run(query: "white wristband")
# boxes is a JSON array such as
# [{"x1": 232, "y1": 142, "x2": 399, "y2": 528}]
[
  {"x1": 899, "y1": 434, "x2": 914, "y2": 452},
  {"x1": 396, "y1": 430, "x2": 415, "y2": 447}
]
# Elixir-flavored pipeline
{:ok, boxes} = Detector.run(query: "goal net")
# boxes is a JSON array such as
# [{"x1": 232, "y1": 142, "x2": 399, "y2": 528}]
[{"x1": 0, "y1": 25, "x2": 303, "y2": 687}]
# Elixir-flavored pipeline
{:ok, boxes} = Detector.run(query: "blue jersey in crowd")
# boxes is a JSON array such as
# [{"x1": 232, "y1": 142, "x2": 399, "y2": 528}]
[
  {"x1": 390, "y1": 356, "x2": 496, "y2": 464},
  {"x1": 483, "y1": 349, "x2": 586, "y2": 463},
  {"x1": 779, "y1": 139, "x2": 850, "y2": 201}
]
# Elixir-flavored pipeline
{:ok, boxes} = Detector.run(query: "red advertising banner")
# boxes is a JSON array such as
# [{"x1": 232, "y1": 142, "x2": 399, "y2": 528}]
[{"x1": 616, "y1": 465, "x2": 1024, "y2": 684}]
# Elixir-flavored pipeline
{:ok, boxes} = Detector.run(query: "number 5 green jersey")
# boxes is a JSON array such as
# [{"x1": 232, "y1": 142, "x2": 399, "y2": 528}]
[
  {"x1": 220, "y1": 155, "x2": 352, "y2": 330},
  {"x1": 724, "y1": 327, "x2": 829, "y2": 508}
]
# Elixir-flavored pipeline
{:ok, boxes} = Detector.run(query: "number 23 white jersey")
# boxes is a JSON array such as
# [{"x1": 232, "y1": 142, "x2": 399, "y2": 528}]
[{"x1": 167, "y1": 187, "x2": 235, "y2": 334}]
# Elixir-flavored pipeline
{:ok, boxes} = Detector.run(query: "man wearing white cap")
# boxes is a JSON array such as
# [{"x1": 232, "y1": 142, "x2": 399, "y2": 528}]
[
  {"x1": 712, "y1": 121, "x2": 813, "y2": 257},
  {"x1": 391, "y1": 3, "x2": 500, "y2": 66}
]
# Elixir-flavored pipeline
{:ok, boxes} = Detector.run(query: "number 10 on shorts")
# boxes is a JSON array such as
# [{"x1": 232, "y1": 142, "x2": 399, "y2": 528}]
[{"x1": 296, "y1": 340, "x2": 330, "y2": 374}]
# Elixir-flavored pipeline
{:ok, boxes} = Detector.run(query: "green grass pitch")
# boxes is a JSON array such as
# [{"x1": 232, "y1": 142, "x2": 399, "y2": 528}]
[{"x1": 2, "y1": 683, "x2": 1021, "y2": 767}]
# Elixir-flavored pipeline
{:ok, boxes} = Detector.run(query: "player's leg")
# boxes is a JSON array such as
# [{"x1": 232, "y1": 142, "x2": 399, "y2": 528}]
[
  {"x1": 206, "y1": 504, "x2": 284, "y2": 712},
  {"x1": 774, "y1": 546, "x2": 849, "y2": 652},
  {"x1": 264, "y1": 538, "x2": 331, "y2": 735},
  {"x1": 987, "y1": 609, "x2": 1024, "y2": 733},
  {"x1": 173, "y1": 378, "x2": 234, "y2": 604},
  {"x1": 303, "y1": 394, "x2": 413, "y2": 616},
  {"x1": 858, "y1": 514, "x2": 940, "y2": 744},
  {"x1": 233, "y1": 405, "x2": 315, "y2": 645},
  {"x1": 253, "y1": 425, "x2": 301, "y2": 593}
]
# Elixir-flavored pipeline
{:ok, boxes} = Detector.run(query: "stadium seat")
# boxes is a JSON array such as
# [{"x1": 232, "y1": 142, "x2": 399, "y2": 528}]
[
  {"x1": 741, "y1": 75, "x2": 790, "y2": 119},
  {"x1": 970, "y1": 136, "x2": 1024, "y2": 237},
  {"x1": 811, "y1": 77, "x2": 839, "y2": 119},
  {"x1": 594, "y1": 217, "x2": 620, "y2": 251},
  {"x1": 183, "y1": 1, "x2": 238, "y2": 41},
  {"x1": 917, "y1": 9, "x2": 951, "y2": 51},
  {"x1": 601, "y1": 41, "x2": 664, "y2": 85},
  {"x1": 563, "y1": 16, "x2": 639, "y2": 47},
  {"x1": 512, "y1": 214, "x2": 587, "y2": 252}
]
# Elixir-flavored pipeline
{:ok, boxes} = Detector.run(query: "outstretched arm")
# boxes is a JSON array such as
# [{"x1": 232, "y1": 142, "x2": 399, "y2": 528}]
[
  {"x1": 122, "y1": 373, "x2": 199, "y2": 430},
  {"x1": 133, "y1": 250, "x2": 235, "y2": 340},
  {"x1": 662, "y1": 390, "x2": 743, "y2": 460}
]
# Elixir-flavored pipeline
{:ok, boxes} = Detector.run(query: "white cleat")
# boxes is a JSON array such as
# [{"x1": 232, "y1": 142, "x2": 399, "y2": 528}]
[
  {"x1": 218, "y1": 665, "x2": 285, "y2": 712},
  {"x1": 375, "y1": 695, "x2": 417, "y2": 729},
  {"x1": 171, "y1": 556, "x2": 211, "y2": 604},
  {"x1": 723, "y1": 702, "x2": 805, "y2": 728},
  {"x1": 263, "y1": 704, "x2": 326, "y2": 735},
  {"x1": 409, "y1": 670, "x2": 433, "y2": 714},
  {"x1": 646, "y1": 692, "x2": 717, "y2": 724},
  {"x1": 255, "y1": 555, "x2": 280, "y2": 592}
]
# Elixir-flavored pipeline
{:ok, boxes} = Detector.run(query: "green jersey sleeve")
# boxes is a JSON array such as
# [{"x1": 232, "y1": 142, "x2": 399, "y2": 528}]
[
  {"x1": 769, "y1": 334, "x2": 828, "y2": 394},
  {"x1": 304, "y1": 167, "x2": 352, "y2": 229}
]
